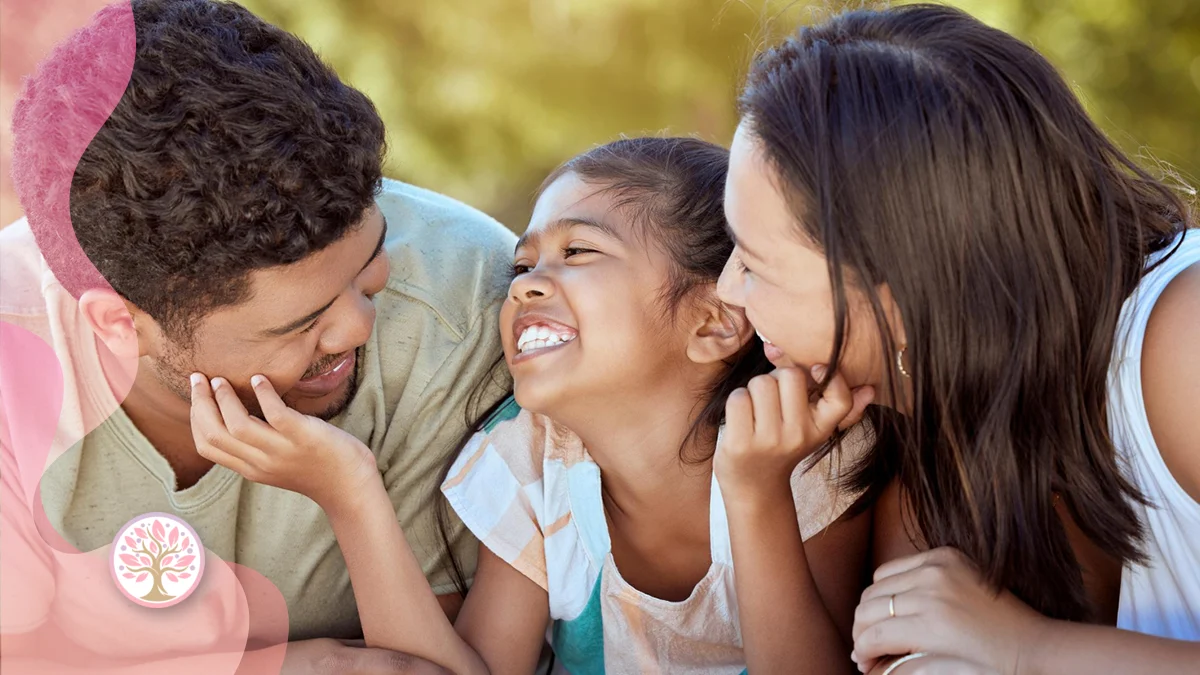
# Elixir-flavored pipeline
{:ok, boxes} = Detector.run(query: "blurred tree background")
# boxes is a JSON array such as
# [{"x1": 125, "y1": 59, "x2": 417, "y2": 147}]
[
  {"x1": 235, "y1": 0, "x2": 1199, "y2": 232},
  {"x1": 2, "y1": 0, "x2": 1197, "y2": 230}
]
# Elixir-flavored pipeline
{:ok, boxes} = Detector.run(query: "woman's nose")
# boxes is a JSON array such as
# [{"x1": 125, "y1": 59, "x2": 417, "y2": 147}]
[{"x1": 717, "y1": 255, "x2": 745, "y2": 307}]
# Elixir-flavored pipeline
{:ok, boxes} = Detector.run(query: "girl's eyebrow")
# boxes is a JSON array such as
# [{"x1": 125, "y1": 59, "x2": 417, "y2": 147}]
[{"x1": 515, "y1": 216, "x2": 623, "y2": 252}]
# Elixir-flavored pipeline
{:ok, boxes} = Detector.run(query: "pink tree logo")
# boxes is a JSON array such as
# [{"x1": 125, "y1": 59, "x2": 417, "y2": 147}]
[{"x1": 109, "y1": 513, "x2": 205, "y2": 607}]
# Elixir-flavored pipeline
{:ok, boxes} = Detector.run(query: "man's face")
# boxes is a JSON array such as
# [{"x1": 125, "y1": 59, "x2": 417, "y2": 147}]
[{"x1": 148, "y1": 207, "x2": 390, "y2": 420}]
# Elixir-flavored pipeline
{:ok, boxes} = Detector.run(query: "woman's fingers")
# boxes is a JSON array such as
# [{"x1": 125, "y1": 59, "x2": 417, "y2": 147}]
[
  {"x1": 899, "y1": 655, "x2": 999, "y2": 675},
  {"x1": 852, "y1": 616, "x2": 927, "y2": 667},
  {"x1": 839, "y1": 385, "x2": 876, "y2": 431},
  {"x1": 809, "y1": 366, "x2": 854, "y2": 436},
  {"x1": 860, "y1": 567, "x2": 929, "y2": 605},
  {"x1": 873, "y1": 549, "x2": 940, "y2": 583},
  {"x1": 853, "y1": 593, "x2": 913, "y2": 642}
]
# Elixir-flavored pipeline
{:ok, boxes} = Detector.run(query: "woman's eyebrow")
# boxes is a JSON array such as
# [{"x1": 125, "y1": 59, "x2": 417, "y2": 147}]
[{"x1": 725, "y1": 221, "x2": 766, "y2": 263}]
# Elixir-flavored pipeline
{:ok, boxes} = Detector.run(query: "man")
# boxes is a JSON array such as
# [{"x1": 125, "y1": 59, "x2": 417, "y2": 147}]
[{"x1": 0, "y1": 0, "x2": 513, "y2": 671}]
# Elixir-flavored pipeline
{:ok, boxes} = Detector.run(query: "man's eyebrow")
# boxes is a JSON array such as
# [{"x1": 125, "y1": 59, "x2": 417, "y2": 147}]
[
  {"x1": 514, "y1": 216, "x2": 622, "y2": 252},
  {"x1": 261, "y1": 215, "x2": 388, "y2": 338}
]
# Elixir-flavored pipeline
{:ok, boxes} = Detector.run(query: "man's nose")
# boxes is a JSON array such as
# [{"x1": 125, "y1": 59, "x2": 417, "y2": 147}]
[{"x1": 320, "y1": 292, "x2": 376, "y2": 354}]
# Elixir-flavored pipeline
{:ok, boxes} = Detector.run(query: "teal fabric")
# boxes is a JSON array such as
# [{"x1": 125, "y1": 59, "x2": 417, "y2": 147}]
[
  {"x1": 551, "y1": 575, "x2": 606, "y2": 675},
  {"x1": 481, "y1": 396, "x2": 521, "y2": 432}
]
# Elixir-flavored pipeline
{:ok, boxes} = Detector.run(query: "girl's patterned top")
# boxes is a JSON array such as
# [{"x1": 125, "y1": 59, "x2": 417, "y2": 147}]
[{"x1": 443, "y1": 400, "x2": 869, "y2": 674}]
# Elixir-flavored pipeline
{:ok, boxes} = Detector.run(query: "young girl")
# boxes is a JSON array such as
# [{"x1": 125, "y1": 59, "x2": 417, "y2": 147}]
[{"x1": 189, "y1": 137, "x2": 878, "y2": 674}]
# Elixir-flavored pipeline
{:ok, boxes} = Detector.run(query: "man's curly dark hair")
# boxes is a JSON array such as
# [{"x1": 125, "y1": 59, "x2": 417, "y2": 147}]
[{"x1": 12, "y1": 0, "x2": 386, "y2": 342}]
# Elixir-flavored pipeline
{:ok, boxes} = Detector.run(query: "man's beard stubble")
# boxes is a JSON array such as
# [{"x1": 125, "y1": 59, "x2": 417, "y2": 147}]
[{"x1": 157, "y1": 346, "x2": 362, "y2": 422}]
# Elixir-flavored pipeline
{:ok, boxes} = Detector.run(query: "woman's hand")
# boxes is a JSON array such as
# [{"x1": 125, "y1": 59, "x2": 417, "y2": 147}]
[
  {"x1": 867, "y1": 653, "x2": 1000, "y2": 675},
  {"x1": 715, "y1": 365, "x2": 874, "y2": 505},
  {"x1": 852, "y1": 547, "x2": 1048, "y2": 675},
  {"x1": 189, "y1": 373, "x2": 380, "y2": 512}
]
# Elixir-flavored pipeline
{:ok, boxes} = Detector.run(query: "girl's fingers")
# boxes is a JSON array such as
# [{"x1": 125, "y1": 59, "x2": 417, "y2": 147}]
[
  {"x1": 251, "y1": 374, "x2": 304, "y2": 433},
  {"x1": 724, "y1": 388, "x2": 754, "y2": 446},
  {"x1": 772, "y1": 367, "x2": 808, "y2": 440},
  {"x1": 809, "y1": 366, "x2": 854, "y2": 437},
  {"x1": 746, "y1": 374, "x2": 782, "y2": 442}
]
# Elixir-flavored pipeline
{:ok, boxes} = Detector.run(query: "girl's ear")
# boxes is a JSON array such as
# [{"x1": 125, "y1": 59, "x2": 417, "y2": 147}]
[{"x1": 686, "y1": 301, "x2": 754, "y2": 365}]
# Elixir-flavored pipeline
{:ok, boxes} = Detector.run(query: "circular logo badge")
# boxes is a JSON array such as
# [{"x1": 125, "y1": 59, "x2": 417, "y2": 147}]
[{"x1": 110, "y1": 513, "x2": 205, "y2": 608}]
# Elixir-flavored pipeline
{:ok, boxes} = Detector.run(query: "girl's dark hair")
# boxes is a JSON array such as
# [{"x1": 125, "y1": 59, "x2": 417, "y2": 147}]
[
  {"x1": 740, "y1": 4, "x2": 1192, "y2": 621},
  {"x1": 435, "y1": 137, "x2": 774, "y2": 595}
]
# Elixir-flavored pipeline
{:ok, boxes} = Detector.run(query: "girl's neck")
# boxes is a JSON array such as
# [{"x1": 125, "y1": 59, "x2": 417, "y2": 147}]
[{"x1": 549, "y1": 382, "x2": 716, "y2": 514}]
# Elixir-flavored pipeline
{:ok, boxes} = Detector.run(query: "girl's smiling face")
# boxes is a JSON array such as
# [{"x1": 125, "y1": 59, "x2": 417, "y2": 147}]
[{"x1": 501, "y1": 172, "x2": 692, "y2": 415}]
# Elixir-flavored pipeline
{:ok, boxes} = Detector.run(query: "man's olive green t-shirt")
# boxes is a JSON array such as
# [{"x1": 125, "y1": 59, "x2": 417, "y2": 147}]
[{"x1": 2, "y1": 179, "x2": 515, "y2": 644}]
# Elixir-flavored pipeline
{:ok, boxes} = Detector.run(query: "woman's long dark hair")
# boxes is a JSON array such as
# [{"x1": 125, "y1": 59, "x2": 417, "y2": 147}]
[
  {"x1": 434, "y1": 137, "x2": 776, "y2": 596},
  {"x1": 740, "y1": 4, "x2": 1191, "y2": 621}
]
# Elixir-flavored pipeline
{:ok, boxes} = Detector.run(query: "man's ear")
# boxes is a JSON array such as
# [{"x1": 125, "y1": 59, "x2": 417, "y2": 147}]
[
  {"x1": 78, "y1": 288, "x2": 148, "y2": 361},
  {"x1": 686, "y1": 301, "x2": 754, "y2": 365}
]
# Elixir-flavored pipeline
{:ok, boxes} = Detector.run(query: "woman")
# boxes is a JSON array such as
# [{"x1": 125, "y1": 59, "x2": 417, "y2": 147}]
[{"x1": 717, "y1": 4, "x2": 1199, "y2": 673}]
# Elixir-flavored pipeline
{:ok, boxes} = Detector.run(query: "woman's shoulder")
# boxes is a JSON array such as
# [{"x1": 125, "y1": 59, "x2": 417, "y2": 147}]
[
  {"x1": 1139, "y1": 257, "x2": 1200, "y2": 502},
  {"x1": 789, "y1": 421, "x2": 875, "y2": 539}
]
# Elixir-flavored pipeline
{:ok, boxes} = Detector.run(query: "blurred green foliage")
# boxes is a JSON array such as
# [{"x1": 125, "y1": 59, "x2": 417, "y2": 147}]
[{"x1": 243, "y1": 0, "x2": 1200, "y2": 232}]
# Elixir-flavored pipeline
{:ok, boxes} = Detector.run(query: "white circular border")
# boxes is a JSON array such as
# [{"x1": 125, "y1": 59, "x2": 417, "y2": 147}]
[{"x1": 109, "y1": 512, "x2": 206, "y2": 608}]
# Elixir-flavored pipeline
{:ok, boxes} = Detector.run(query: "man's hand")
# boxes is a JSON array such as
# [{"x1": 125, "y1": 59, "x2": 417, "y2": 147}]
[
  {"x1": 189, "y1": 374, "x2": 379, "y2": 512},
  {"x1": 278, "y1": 638, "x2": 450, "y2": 675}
]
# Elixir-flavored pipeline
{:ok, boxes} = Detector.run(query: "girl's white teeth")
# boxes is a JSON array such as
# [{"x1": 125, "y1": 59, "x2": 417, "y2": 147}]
[
  {"x1": 756, "y1": 329, "x2": 772, "y2": 345},
  {"x1": 517, "y1": 325, "x2": 576, "y2": 353}
]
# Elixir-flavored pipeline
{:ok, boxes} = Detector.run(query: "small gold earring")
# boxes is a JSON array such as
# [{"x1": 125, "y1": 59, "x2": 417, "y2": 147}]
[{"x1": 896, "y1": 346, "x2": 911, "y2": 379}]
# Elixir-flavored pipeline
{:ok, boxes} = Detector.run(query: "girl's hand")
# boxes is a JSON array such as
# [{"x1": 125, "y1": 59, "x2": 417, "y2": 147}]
[
  {"x1": 189, "y1": 373, "x2": 380, "y2": 512},
  {"x1": 715, "y1": 365, "x2": 874, "y2": 505},
  {"x1": 852, "y1": 547, "x2": 1048, "y2": 675}
]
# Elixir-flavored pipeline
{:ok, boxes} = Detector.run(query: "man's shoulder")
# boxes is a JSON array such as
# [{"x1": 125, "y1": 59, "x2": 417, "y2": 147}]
[
  {"x1": 377, "y1": 178, "x2": 515, "y2": 256},
  {"x1": 374, "y1": 179, "x2": 516, "y2": 339},
  {"x1": 0, "y1": 218, "x2": 53, "y2": 316}
]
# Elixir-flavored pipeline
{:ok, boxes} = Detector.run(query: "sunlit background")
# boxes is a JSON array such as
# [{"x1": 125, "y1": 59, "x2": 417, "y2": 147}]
[{"x1": 2, "y1": 0, "x2": 1198, "y2": 232}]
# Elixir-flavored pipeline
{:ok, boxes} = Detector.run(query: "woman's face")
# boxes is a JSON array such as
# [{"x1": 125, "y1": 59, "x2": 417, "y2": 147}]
[{"x1": 717, "y1": 123, "x2": 893, "y2": 390}]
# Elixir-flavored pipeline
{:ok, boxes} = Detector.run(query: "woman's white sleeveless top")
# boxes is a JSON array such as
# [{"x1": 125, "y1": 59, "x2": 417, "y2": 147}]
[{"x1": 1108, "y1": 229, "x2": 1200, "y2": 640}]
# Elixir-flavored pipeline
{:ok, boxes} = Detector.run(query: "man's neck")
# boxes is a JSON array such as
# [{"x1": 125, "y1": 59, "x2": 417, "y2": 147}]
[{"x1": 111, "y1": 353, "x2": 214, "y2": 490}]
